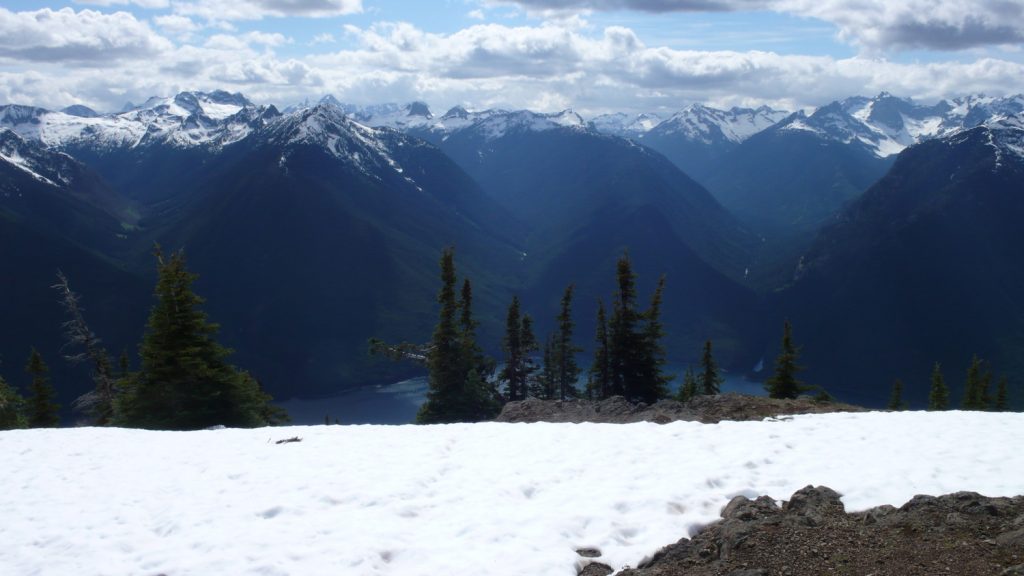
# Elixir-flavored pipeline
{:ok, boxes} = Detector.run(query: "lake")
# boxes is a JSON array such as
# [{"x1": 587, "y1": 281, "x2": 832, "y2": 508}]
[{"x1": 279, "y1": 368, "x2": 768, "y2": 425}]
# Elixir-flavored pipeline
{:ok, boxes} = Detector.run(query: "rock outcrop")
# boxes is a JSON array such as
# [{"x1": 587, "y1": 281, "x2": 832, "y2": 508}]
[
  {"x1": 496, "y1": 394, "x2": 865, "y2": 425},
  {"x1": 617, "y1": 486, "x2": 1024, "y2": 576}
]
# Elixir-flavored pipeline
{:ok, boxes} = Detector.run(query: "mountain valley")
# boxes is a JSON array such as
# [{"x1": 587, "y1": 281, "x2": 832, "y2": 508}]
[{"x1": 2, "y1": 90, "x2": 1023, "y2": 414}]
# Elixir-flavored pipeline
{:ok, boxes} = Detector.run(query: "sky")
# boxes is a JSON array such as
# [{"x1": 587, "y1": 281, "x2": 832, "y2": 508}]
[{"x1": 1, "y1": 0, "x2": 1023, "y2": 116}]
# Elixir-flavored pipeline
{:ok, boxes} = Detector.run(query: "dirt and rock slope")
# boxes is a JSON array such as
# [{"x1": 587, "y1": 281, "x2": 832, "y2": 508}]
[
  {"x1": 577, "y1": 486, "x2": 1024, "y2": 576},
  {"x1": 495, "y1": 393, "x2": 865, "y2": 425},
  {"x1": 498, "y1": 397, "x2": 1023, "y2": 576}
]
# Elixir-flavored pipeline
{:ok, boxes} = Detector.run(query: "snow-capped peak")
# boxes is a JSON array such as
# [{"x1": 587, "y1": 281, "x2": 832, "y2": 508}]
[
  {"x1": 778, "y1": 92, "x2": 1024, "y2": 158},
  {"x1": 648, "y1": 104, "x2": 789, "y2": 145},
  {"x1": 333, "y1": 101, "x2": 435, "y2": 131},
  {"x1": 462, "y1": 109, "x2": 587, "y2": 141},
  {"x1": 590, "y1": 112, "x2": 663, "y2": 138},
  {"x1": 262, "y1": 103, "x2": 424, "y2": 187},
  {"x1": 0, "y1": 90, "x2": 268, "y2": 151}
]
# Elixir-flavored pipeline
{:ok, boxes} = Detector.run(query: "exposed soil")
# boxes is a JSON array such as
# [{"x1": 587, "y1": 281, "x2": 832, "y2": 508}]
[
  {"x1": 577, "y1": 486, "x2": 1024, "y2": 576},
  {"x1": 495, "y1": 394, "x2": 866, "y2": 425}
]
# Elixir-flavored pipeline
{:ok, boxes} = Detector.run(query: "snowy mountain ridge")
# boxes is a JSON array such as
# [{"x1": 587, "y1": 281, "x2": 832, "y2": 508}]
[
  {"x1": 0, "y1": 128, "x2": 76, "y2": 187},
  {"x1": 778, "y1": 92, "x2": 1024, "y2": 158},
  {"x1": 262, "y1": 103, "x2": 431, "y2": 188},
  {"x1": 0, "y1": 90, "x2": 276, "y2": 151},
  {"x1": 645, "y1": 104, "x2": 791, "y2": 145},
  {"x1": 4, "y1": 90, "x2": 1024, "y2": 164},
  {"x1": 589, "y1": 112, "x2": 664, "y2": 138}
]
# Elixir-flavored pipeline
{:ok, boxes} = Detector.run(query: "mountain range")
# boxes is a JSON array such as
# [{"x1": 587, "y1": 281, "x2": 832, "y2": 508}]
[{"x1": 2, "y1": 89, "x2": 1023, "y2": 412}]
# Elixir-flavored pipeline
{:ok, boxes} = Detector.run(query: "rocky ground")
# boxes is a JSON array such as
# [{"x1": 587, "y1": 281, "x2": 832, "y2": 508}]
[
  {"x1": 574, "y1": 486, "x2": 1024, "y2": 576},
  {"x1": 495, "y1": 394, "x2": 866, "y2": 425}
]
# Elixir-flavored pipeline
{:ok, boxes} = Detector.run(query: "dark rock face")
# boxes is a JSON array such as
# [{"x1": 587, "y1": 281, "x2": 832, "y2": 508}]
[
  {"x1": 620, "y1": 487, "x2": 1024, "y2": 576},
  {"x1": 494, "y1": 394, "x2": 865, "y2": 425}
]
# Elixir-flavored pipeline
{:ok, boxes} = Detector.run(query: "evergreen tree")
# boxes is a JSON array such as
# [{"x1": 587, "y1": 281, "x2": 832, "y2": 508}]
[
  {"x1": 961, "y1": 354, "x2": 991, "y2": 410},
  {"x1": 887, "y1": 378, "x2": 907, "y2": 411},
  {"x1": 634, "y1": 275, "x2": 671, "y2": 403},
  {"x1": 118, "y1": 349, "x2": 130, "y2": 378},
  {"x1": 765, "y1": 320, "x2": 805, "y2": 399},
  {"x1": 116, "y1": 247, "x2": 284, "y2": 429},
  {"x1": 25, "y1": 349, "x2": 59, "y2": 427},
  {"x1": 418, "y1": 248, "x2": 465, "y2": 423},
  {"x1": 535, "y1": 335, "x2": 557, "y2": 400},
  {"x1": 994, "y1": 376, "x2": 1010, "y2": 412},
  {"x1": 587, "y1": 301, "x2": 611, "y2": 400},
  {"x1": 676, "y1": 367, "x2": 698, "y2": 402},
  {"x1": 551, "y1": 285, "x2": 582, "y2": 400},
  {"x1": 458, "y1": 279, "x2": 500, "y2": 420},
  {"x1": 53, "y1": 271, "x2": 116, "y2": 425},
  {"x1": 698, "y1": 340, "x2": 724, "y2": 396},
  {"x1": 499, "y1": 296, "x2": 525, "y2": 401},
  {"x1": 417, "y1": 249, "x2": 499, "y2": 423},
  {"x1": 498, "y1": 297, "x2": 539, "y2": 401},
  {"x1": 608, "y1": 253, "x2": 640, "y2": 399},
  {"x1": 927, "y1": 362, "x2": 949, "y2": 411},
  {"x1": 0, "y1": 371, "x2": 26, "y2": 430}
]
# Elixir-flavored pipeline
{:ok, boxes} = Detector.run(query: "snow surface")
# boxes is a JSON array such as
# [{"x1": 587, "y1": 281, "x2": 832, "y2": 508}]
[{"x1": 2, "y1": 411, "x2": 1023, "y2": 576}]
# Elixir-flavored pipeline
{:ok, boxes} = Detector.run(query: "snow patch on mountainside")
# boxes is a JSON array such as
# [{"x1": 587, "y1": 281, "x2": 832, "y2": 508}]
[
  {"x1": 0, "y1": 128, "x2": 72, "y2": 187},
  {"x1": 0, "y1": 144, "x2": 56, "y2": 186}
]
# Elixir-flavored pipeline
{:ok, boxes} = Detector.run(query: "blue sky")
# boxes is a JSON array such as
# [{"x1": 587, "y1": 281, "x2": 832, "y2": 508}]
[{"x1": 1, "y1": 0, "x2": 1022, "y2": 114}]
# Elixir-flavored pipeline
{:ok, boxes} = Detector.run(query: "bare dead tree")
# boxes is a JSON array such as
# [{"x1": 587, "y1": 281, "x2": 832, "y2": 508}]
[{"x1": 53, "y1": 270, "x2": 117, "y2": 425}]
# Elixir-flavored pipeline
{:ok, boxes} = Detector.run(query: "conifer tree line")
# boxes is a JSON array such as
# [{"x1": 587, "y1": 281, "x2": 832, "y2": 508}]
[
  {"x1": 916, "y1": 355, "x2": 1014, "y2": 412},
  {"x1": 0, "y1": 247, "x2": 288, "y2": 431},
  {"x1": 381, "y1": 248, "x2": 755, "y2": 424},
  {"x1": 380, "y1": 249, "x2": 1024, "y2": 424}
]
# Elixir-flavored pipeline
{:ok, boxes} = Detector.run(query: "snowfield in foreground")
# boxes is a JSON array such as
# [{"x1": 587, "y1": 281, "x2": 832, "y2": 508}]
[{"x1": 2, "y1": 411, "x2": 1023, "y2": 575}]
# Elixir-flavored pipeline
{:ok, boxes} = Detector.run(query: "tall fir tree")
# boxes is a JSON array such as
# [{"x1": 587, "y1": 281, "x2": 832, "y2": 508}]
[
  {"x1": 535, "y1": 334, "x2": 557, "y2": 400},
  {"x1": 698, "y1": 340, "x2": 724, "y2": 396},
  {"x1": 417, "y1": 249, "x2": 499, "y2": 423},
  {"x1": 608, "y1": 253, "x2": 640, "y2": 399},
  {"x1": 25, "y1": 348, "x2": 59, "y2": 427},
  {"x1": 551, "y1": 285, "x2": 582, "y2": 400},
  {"x1": 116, "y1": 247, "x2": 283, "y2": 429},
  {"x1": 677, "y1": 367, "x2": 698, "y2": 402},
  {"x1": 634, "y1": 275, "x2": 671, "y2": 403},
  {"x1": 927, "y1": 362, "x2": 949, "y2": 411},
  {"x1": 765, "y1": 320, "x2": 805, "y2": 399},
  {"x1": 961, "y1": 354, "x2": 991, "y2": 410},
  {"x1": 587, "y1": 300, "x2": 611, "y2": 400},
  {"x1": 994, "y1": 376, "x2": 1010, "y2": 412},
  {"x1": 887, "y1": 378, "x2": 907, "y2": 411},
  {"x1": 0, "y1": 371, "x2": 26, "y2": 430},
  {"x1": 458, "y1": 279, "x2": 500, "y2": 420},
  {"x1": 418, "y1": 248, "x2": 465, "y2": 423},
  {"x1": 498, "y1": 296, "x2": 539, "y2": 401}
]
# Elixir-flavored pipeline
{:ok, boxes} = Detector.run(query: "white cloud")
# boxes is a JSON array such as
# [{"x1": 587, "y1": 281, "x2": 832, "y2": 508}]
[
  {"x1": 0, "y1": 17, "x2": 1022, "y2": 115},
  {"x1": 494, "y1": 0, "x2": 1024, "y2": 51},
  {"x1": 173, "y1": 0, "x2": 363, "y2": 21},
  {"x1": 310, "y1": 33, "x2": 337, "y2": 45},
  {"x1": 778, "y1": 0, "x2": 1024, "y2": 51},
  {"x1": 0, "y1": 7, "x2": 173, "y2": 64},
  {"x1": 468, "y1": 9, "x2": 487, "y2": 20},
  {"x1": 154, "y1": 14, "x2": 201, "y2": 39},
  {"x1": 75, "y1": 0, "x2": 171, "y2": 8}
]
